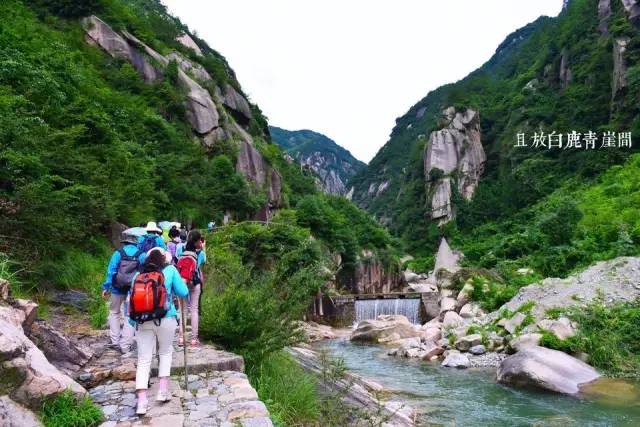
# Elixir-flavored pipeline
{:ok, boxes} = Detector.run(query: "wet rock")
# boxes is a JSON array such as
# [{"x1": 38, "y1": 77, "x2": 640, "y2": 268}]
[{"x1": 497, "y1": 346, "x2": 600, "y2": 395}]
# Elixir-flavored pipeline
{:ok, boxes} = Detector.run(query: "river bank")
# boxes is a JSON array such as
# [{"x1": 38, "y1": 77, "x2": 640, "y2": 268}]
[{"x1": 315, "y1": 336, "x2": 640, "y2": 426}]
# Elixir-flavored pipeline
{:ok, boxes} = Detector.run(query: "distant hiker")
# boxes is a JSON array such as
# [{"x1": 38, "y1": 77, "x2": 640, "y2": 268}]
[
  {"x1": 128, "y1": 248, "x2": 188, "y2": 415},
  {"x1": 207, "y1": 220, "x2": 215, "y2": 231},
  {"x1": 166, "y1": 226, "x2": 181, "y2": 263},
  {"x1": 101, "y1": 233, "x2": 143, "y2": 355},
  {"x1": 137, "y1": 221, "x2": 166, "y2": 258},
  {"x1": 179, "y1": 224, "x2": 188, "y2": 243},
  {"x1": 176, "y1": 230, "x2": 206, "y2": 347}
]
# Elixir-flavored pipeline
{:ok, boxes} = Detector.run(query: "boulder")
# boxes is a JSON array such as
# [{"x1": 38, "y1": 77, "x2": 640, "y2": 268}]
[
  {"x1": 422, "y1": 327, "x2": 442, "y2": 343},
  {"x1": 497, "y1": 346, "x2": 601, "y2": 395},
  {"x1": 421, "y1": 342, "x2": 445, "y2": 360},
  {"x1": 469, "y1": 345, "x2": 486, "y2": 355},
  {"x1": 166, "y1": 51, "x2": 212, "y2": 82},
  {"x1": 508, "y1": 333, "x2": 542, "y2": 353},
  {"x1": 537, "y1": 317, "x2": 575, "y2": 340},
  {"x1": 219, "y1": 83, "x2": 253, "y2": 121},
  {"x1": 439, "y1": 297, "x2": 457, "y2": 315},
  {"x1": 502, "y1": 312, "x2": 526, "y2": 334},
  {"x1": 0, "y1": 307, "x2": 85, "y2": 409},
  {"x1": 459, "y1": 302, "x2": 482, "y2": 319},
  {"x1": 442, "y1": 311, "x2": 465, "y2": 330},
  {"x1": 441, "y1": 350, "x2": 470, "y2": 369},
  {"x1": 403, "y1": 271, "x2": 420, "y2": 283},
  {"x1": 0, "y1": 278, "x2": 9, "y2": 301},
  {"x1": 455, "y1": 334, "x2": 482, "y2": 352},
  {"x1": 0, "y1": 396, "x2": 42, "y2": 427},
  {"x1": 395, "y1": 337, "x2": 422, "y2": 351},
  {"x1": 28, "y1": 320, "x2": 93, "y2": 375},
  {"x1": 13, "y1": 299, "x2": 38, "y2": 331},
  {"x1": 299, "y1": 321, "x2": 337, "y2": 342},
  {"x1": 351, "y1": 315, "x2": 420, "y2": 343}
]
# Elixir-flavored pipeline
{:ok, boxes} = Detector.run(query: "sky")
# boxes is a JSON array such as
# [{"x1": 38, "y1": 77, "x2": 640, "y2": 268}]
[{"x1": 161, "y1": 1, "x2": 564, "y2": 163}]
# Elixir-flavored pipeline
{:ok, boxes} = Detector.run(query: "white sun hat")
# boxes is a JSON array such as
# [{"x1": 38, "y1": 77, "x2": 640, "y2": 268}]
[{"x1": 145, "y1": 221, "x2": 163, "y2": 234}]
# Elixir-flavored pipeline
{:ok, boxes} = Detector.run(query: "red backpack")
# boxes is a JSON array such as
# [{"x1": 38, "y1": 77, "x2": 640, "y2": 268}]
[
  {"x1": 177, "y1": 251, "x2": 201, "y2": 289},
  {"x1": 129, "y1": 270, "x2": 168, "y2": 324}
]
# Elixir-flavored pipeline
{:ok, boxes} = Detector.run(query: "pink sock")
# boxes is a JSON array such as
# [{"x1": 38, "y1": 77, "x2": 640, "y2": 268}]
[
  {"x1": 159, "y1": 377, "x2": 168, "y2": 392},
  {"x1": 137, "y1": 390, "x2": 147, "y2": 401}
]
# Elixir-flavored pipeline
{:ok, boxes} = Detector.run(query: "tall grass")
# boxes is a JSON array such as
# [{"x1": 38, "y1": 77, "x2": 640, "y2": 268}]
[
  {"x1": 248, "y1": 351, "x2": 320, "y2": 426},
  {"x1": 40, "y1": 390, "x2": 103, "y2": 427}
]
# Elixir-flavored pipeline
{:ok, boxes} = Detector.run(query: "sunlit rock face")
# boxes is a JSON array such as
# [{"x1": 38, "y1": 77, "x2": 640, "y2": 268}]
[{"x1": 424, "y1": 107, "x2": 485, "y2": 224}]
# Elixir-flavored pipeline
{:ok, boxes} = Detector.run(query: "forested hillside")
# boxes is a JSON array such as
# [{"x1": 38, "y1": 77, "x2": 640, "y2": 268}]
[
  {"x1": 350, "y1": 0, "x2": 640, "y2": 277},
  {"x1": 270, "y1": 126, "x2": 364, "y2": 195}
]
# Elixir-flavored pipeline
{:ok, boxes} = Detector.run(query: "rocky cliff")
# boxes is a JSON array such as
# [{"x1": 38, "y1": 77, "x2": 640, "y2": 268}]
[
  {"x1": 424, "y1": 107, "x2": 485, "y2": 224},
  {"x1": 270, "y1": 126, "x2": 365, "y2": 195},
  {"x1": 82, "y1": 14, "x2": 281, "y2": 215}
]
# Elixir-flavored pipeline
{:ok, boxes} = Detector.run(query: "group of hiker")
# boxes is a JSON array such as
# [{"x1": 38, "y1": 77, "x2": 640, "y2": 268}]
[{"x1": 101, "y1": 221, "x2": 207, "y2": 415}]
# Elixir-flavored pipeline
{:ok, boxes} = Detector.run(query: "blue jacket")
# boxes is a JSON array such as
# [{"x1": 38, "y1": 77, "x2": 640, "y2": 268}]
[
  {"x1": 128, "y1": 265, "x2": 189, "y2": 326},
  {"x1": 102, "y1": 244, "x2": 145, "y2": 295}
]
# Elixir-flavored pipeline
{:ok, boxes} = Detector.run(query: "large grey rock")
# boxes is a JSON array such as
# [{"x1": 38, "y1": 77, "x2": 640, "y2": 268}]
[
  {"x1": 351, "y1": 315, "x2": 420, "y2": 343},
  {"x1": 177, "y1": 68, "x2": 220, "y2": 134},
  {"x1": 439, "y1": 297, "x2": 457, "y2": 315},
  {"x1": 537, "y1": 317, "x2": 575, "y2": 340},
  {"x1": 0, "y1": 396, "x2": 42, "y2": 427},
  {"x1": 613, "y1": 37, "x2": 630, "y2": 100},
  {"x1": 469, "y1": 345, "x2": 486, "y2": 355},
  {"x1": 455, "y1": 334, "x2": 482, "y2": 352},
  {"x1": 0, "y1": 305, "x2": 85, "y2": 409},
  {"x1": 598, "y1": 0, "x2": 611, "y2": 35},
  {"x1": 621, "y1": 0, "x2": 640, "y2": 23},
  {"x1": 28, "y1": 320, "x2": 93, "y2": 376},
  {"x1": 434, "y1": 238, "x2": 460, "y2": 274},
  {"x1": 442, "y1": 311, "x2": 465, "y2": 330},
  {"x1": 236, "y1": 140, "x2": 282, "y2": 207},
  {"x1": 424, "y1": 107, "x2": 485, "y2": 223},
  {"x1": 176, "y1": 32, "x2": 203, "y2": 56},
  {"x1": 82, "y1": 16, "x2": 161, "y2": 82},
  {"x1": 508, "y1": 333, "x2": 542, "y2": 353},
  {"x1": 497, "y1": 346, "x2": 601, "y2": 395},
  {"x1": 490, "y1": 257, "x2": 640, "y2": 322},
  {"x1": 218, "y1": 84, "x2": 253, "y2": 121},
  {"x1": 166, "y1": 51, "x2": 212, "y2": 82},
  {"x1": 502, "y1": 312, "x2": 526, "y2": 334},
  {"x1": 441, "y1": 350, "x2": 470, "y2": 369}
]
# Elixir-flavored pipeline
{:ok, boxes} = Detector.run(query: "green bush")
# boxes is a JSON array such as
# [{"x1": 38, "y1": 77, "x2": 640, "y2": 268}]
[{"x1": 40, "y1": 390, "x2": 103, "y2": 427}]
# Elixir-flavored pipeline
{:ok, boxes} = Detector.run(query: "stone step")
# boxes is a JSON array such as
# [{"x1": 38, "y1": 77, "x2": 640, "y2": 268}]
[{"x1": 154, "y1": 345, "x2": 244, "y2": 376}]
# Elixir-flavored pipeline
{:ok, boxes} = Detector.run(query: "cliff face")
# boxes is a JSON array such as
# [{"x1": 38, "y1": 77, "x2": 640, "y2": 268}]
[
  {"x1": 424, "y1": 107, "x2": 485, "y2": 224},
  {"x1": 270, "y1": 126, "x2": 365, "y2": 195},
  {"x1": 82, "y1": 15, "x2": 281, "y2": 213}
]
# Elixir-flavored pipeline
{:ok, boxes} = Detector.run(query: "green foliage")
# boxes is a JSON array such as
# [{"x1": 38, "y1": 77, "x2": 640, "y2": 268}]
[
  {"x1": 40, "y1": 390, "x2": 103, "y2": 427},
  {"x1": 29, "y1": 0, "x2": 103, "y2": 18},
  {"x1": 563, "y1": 301, "x2": 640, "y2": 378},
  {"x1": 248, "y1": 351, "x2": 320, "y2": 426},
  {"x1": 199, "y1": 221, "x2": 327, "y2": 366}
]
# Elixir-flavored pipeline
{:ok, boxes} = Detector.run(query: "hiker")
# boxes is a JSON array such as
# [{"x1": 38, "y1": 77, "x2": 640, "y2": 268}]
[
  {"x1": 129, "y1": 248, "x2": 188, "y2": 415},
  {"x1": 101, "y1": 233, "x2": 143, "y2": 355},
  {"x1": 176, "y1": 230, "x2": 206, "y2": 347},
  {"x1": 137, "y1": 221, "x2": 166, "y2": 258},
  {"x1": 166, "y1": 226, "x2": 181, "y2": 264}
]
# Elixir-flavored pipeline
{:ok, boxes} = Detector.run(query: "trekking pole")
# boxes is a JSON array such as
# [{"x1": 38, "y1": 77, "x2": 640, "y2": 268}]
[{"x1": 180, "y1": 299, "x2": 188, "y2": 390}]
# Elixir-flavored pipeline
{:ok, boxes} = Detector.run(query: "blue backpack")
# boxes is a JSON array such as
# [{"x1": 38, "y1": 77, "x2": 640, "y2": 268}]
[{"x1": 139, "y1": 235, "x2": 159, "y2": 253}]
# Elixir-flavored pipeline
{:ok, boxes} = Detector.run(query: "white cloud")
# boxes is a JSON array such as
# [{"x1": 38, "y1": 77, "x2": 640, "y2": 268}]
[{"x1": 161, "y1": 0, "x2": 563, "y2": 162}]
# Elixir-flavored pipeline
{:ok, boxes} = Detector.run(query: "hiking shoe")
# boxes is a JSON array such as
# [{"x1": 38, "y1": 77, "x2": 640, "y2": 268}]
[
  {"x1": 121, "y1": 350, "x2": 136, "y2": 359},
  {"x1": 156, "y1": 389, "x2": 171, "y2": 403},
  {"x1": 136, "y1": 399, "x2": 148, "y2": 415},
  {"x1": 177, "y1": 336, "x2": 184, "y2": 347}
]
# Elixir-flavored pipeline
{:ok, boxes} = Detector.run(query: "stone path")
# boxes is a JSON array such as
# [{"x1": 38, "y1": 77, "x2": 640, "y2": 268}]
[{"x1": 91, "y1": 370, "x2": 272, "y2": 427}]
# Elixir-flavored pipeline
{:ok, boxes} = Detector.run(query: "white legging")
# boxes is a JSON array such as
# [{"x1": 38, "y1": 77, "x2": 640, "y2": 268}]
[
  {"x1": 135, "y1": 317, "x2": 178, "y2": 390},
  {"x1": 108, "y1": 293, "x2": 134, "y2": 350}
]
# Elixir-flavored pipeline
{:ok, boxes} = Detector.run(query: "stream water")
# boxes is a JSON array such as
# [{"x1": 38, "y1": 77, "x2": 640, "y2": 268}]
[{"x1": 318, "y1": 339, "x2": 640, "y2": 426}]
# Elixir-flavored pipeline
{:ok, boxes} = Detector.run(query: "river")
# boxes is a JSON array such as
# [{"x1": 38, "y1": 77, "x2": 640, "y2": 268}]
[{"x1": 317, "y1": 338, "x2": 640, "y2": 426}]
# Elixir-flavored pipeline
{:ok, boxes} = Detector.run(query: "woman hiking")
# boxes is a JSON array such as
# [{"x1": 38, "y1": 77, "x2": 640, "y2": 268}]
[
  {"x1": 128, "y1": 248, "x2": 188, "y2": 415},
  {"x1": 176, "y1": 230, "x2": 206, "y2": 347}
]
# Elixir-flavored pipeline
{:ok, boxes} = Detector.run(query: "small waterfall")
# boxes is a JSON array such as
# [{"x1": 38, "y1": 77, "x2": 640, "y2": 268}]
[{"x1": 355, "y1": 298, "x2": 421, "y2": 324}]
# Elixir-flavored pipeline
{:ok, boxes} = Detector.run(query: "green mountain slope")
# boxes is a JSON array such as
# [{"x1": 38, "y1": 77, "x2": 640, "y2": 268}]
[
  {"x1": 351, "y1": 0, "x2": 640, "y2": 276},
  {"x1": 269, "y1": 126, "x2": 365, "y2": 195}
]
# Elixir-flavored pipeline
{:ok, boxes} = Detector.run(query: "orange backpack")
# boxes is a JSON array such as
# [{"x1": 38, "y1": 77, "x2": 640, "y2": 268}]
[{"x1": 129, "y1": 270, "x2": 169, "y2": 325}]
